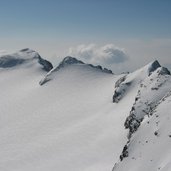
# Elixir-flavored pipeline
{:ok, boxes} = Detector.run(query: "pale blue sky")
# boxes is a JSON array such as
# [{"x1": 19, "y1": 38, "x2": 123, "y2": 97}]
[
  {"x1": 0, "y1": 0, "x2": 171, "y2": 72},
  {"x1": 0, "y1": 0, "x2": 171, "y2": 39}
]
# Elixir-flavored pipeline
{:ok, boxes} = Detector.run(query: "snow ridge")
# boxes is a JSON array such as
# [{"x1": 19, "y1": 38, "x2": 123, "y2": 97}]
[
  {"x1": 55, "y1": 56, "x2": 113, "y2": 73},
  {"x1": 112, "y1": 60, "x2": 171, "y2": 169},
  {"x1": 39, "y1": 56, "x2": 113, "y2": 85}
]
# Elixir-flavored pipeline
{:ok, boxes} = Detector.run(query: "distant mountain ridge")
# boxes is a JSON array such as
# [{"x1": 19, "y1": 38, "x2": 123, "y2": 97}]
[{"x1": 0, "y1": 48, "x2": 53, "y2": 71}]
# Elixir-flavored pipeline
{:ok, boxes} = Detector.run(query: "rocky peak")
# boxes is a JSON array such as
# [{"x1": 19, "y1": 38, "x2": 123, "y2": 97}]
[
  {"x1": 53, "y1": 56, "x2": 113, "y2": 74},
  {"x1": 156, "y1": 67, "x2": 171, "y2": 75},
  {"x1": 148, "y1": 60, "x2": 161, "y2": 75},
  {"x1": 61, "y1": 56, "x2": 84, "y2": 65},
  {"x1": 55, "y1": 56, "x2": 84, "y2": 70}
]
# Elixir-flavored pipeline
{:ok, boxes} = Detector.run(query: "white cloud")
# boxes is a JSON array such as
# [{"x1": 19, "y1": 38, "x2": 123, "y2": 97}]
[
  {"x1": 66, "y1": 40, "x2": 171, "y2": 74},
  {"x1": 68, "y1": 44, "x2": 128, "y2": 65}
]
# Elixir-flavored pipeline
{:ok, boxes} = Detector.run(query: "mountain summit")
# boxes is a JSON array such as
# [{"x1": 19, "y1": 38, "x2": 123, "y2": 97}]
[
  {"x1": 0, "y1": 48, "x2": 53, "y2": 71},
  {"x1": 39, "y1": 56, "x2": 113, "y2": 85},
  {"x1": 54, "y1": 56, "x2": 113, "y2": 73}
]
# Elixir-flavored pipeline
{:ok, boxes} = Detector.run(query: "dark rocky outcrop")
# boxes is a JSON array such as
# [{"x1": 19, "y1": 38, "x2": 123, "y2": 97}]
[
  {"x1": 148, "y1": 60, "x2": 161, "y2": 76},
  {"x1": 113, "y1": 91, "x2": 122, "y2": 103},
  {"x1": 19, "y1": 48, "x2": 30, "y2": 52},
  {"x1": 37, "y1": 56, "x2": 53, "y2": 72},
  {"x1": 119, "y1": 143, "x2": 129, "y2": 161},
  {"x1": 104, "y1": 68, "x2": 113, "y2": 74},
  {"x1": 0, "y1": 55, "x2": 25, "y2": 68},
  {"x1": 113, "y1": 76, "x2": 131, "y2": 103},
  {"x1": 124, "y1": 113, "x2": 141, "y2": 138},
  {"x1": 115, "y1": 76, "x2": 127, "y2": 88}
]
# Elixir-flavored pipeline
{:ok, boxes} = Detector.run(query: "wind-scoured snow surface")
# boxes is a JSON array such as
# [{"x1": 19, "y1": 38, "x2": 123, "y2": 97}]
[{"x1": 1, "y1": 50, "x2": 171, "y2": 171}]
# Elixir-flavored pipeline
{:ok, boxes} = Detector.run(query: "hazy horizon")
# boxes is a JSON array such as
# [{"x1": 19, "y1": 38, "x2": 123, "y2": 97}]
[{"x1": 0, "y1": 0, "x2": 171, "y2": 73}]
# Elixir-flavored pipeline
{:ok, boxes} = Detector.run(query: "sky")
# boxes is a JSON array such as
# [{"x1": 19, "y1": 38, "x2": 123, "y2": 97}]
[{"x1": 0, "y1": 0, "x2": 171, "y2": 73}]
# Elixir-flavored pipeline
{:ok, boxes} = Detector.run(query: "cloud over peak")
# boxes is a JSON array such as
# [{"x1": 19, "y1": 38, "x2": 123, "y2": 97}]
[{"x1": 68, "y1": 44, "x2": 128, "y2": 66}]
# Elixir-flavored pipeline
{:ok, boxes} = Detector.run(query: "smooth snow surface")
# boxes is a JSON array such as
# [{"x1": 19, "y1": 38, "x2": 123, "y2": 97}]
[
  {"x1": 1, "y1": 50, "x2": 171, "y2": 171},
  {"x1": 0, "y1": 53, "x2": 133, "y2": 171}
]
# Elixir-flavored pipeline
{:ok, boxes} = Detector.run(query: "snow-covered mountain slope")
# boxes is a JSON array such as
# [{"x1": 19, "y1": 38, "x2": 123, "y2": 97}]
[
  {"x1": 113, "y1": 60, "x2": 162, "y2": 103},
  {"x1": 0, "y1": 53, "x2": 133, "y2": 171},
  {"x1": 113, "y1": 91, "x2": 171, "y2": 171},
  {"x1": 112, "y1": 61, "x2": 171, "y2": 170},
  {"x1": 1, "y1": 50, "x2": 171, "y2": 171},
  {"x1": 0, "y1": 49, "x2": 53, "y2": 109},
  {"x1": 113, "y1": 60, "x2": 171, "y2": 137}
]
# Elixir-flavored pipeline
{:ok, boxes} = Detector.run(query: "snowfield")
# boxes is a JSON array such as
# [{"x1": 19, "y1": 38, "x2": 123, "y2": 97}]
[{"x1": 0, "y1": 49, "x2": 171, "y2": 171}]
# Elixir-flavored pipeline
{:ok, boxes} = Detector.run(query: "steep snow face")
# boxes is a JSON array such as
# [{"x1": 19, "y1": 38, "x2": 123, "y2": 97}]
[
  {"x1": 114, "y1": 91, "x2": 171, "y2": 171},
  {"x1": 124, "y1": 66, "x2": 171, "y2": 137},
  {"x1": 40, "y1": 56, "x2": 113, "y2": 85},
  {"x1": 125, "y1": 67, "x2": 171, "y2": 134},
  {"x1": 113, "y1": 60, "x2": 162, "y2": 103},
  {"x1": 112, "y1": 61, "x2": 171, "y2": 136},
  {"x1": 112, "y1": 61, "x2": 171, "y2": 170},
  {"x1": 0, "y1": 48, "x2": 53, "y2": 71}
]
